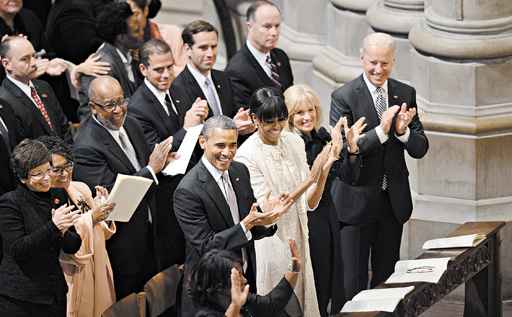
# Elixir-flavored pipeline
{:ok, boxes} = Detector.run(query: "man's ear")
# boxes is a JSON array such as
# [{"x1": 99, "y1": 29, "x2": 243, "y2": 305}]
[
  {"x1": 198, "y1": 135, "x2": 206, "y2": 150},
  {"x1": 139, "y1": 63, "x2": 148, "y2": 77},
  {"x1": 1, "y1": 57, "x2": 9, "y2": 70}
]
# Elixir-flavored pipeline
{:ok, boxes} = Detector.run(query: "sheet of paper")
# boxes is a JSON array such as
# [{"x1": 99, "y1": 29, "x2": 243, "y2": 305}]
[
  {"x1": 422, "y1": 234, "x2": 485, "y2": 250},
  {"x1": 386, "y1": 257, "x2": 451, "y2": 284},
  {"x1": 106, "y1": 174, "x2": 153, "y2": 222},
  {"x1": 341, "y1": 298, "x2": 402, "y2": 313},
  {"x1": 353, "y1": 286, "x2": 415, "y2": 301},
  {"x1": 162, "y1": 124, "x2": 203, "y2": 176}
]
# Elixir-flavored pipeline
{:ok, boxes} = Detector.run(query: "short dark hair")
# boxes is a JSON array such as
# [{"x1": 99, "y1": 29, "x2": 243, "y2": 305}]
[
  {"x1": 181, "y1": 20, "x2": 218, "y2": 47},
  {"x1": 0, "y1": 36, "x2": 17, "y2": 59},
  {"x1": 130, "y1": 0, "x2": 148, "y2": 10},
  {"x1": 201, "y1": 115, "x2": 237, "y2": 139},
  {"x1": 249, "y1": 87, "x2": 288, "y2": 122},
  {"x1": 189, "y1": 249, "x2": 240, "y2": 311},
  {"x1": 96, "y1": 2, "x2": 133, "y2": 44},
  {"x1": 139, "y1": 38, "x2": 172, "y2": 66},
  {"x1": 37, "y1": 135, "x2": 74, "y2": 164},
  {"x1": 11, "y1": 139, "x2": 50, "y2": 181},
  {"x1": 246, "y1": 1, "x2": 279, "y2": 21}
]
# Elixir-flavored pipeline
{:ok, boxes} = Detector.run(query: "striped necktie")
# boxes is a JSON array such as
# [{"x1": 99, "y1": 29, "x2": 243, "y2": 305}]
[
  {"x1": 265, "y1": 55, "x2": 281, "y2": 87},
  {"x1": 375, "y1": 87, "x2": 388, "y2": 190},
  {"x1": 30, "y1": 86, "x2": 53, "y2": 130}
]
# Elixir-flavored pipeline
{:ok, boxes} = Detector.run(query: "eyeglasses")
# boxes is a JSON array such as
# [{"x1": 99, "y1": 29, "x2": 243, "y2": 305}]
[
  {"x1": 91, "y1": 98, "x2": 129, "y2": 112},
  {"x1": 28, "y1": 168, "x2": 51, "y2": 180},
  {"x1": 50, "y1": 162, "x2": 74, "y2": 175}
]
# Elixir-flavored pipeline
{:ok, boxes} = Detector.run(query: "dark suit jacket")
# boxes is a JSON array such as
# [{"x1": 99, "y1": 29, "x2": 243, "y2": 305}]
[
  {"x1": 225, "y1": 44, "x2": 293, "y2": 107},
  {"x1": 128, "y1": 82, "x2": 189, "y2": 151},
  {"x1": 330, "y1": 75, "x2": 428, "y2": 225},
  {"x1": 171, "y1": 66, "x2": 239, "y2": 118},
  {"x1": 23, "y1": 0, "x2": 52, "y2": 27},
  {"x1": 45, "y1": 0, "x2": 103, "y2": 64},
  {"x1": 73, "y1": 115, "x2": 178, "y2": 273},
  {"x1": 0, "y1": 102, "x2": 21, "y2": 196},
  {"x1": 78, "y1": 43, "x2": 138, "y2": 121},
  {"x1": 0, "y1": 8, "x2": 43, "y2": 50},
  {"x1": 174, "y1": 160, "x2": 276, "y2": 291},
  {"x1": 0, "y1": 78, "x2": 70, "y2": 142},
  {"x1": 0, "y1": 185, "x2": 81, "y2": 305}
]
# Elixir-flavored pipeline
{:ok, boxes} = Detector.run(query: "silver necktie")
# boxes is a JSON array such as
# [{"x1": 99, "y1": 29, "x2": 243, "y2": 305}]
[
  {"x1": 375, "y1": 87, "x2": 388, "y2": 190},
  {"x1": 204, "y1": 77, "x2": 221, "y2": 116}
]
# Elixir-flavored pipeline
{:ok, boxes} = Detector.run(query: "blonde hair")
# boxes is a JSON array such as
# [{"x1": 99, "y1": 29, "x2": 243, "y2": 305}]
[{"x1": 283, "y1": 84, "x2": 321, "y2": 132}]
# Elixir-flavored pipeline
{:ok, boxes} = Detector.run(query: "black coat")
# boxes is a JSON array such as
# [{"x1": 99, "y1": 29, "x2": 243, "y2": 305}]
[
  {"x1": 225, "y1": 44, "x2": 293, "y2": 108},
  {"x1": 330, "y1": 75, "x2": 429, "y2": 225},
  {"x1": 171, "y1": 66, "x2": 239, "y2": 118},
  {"x1": 0, "y1": 185, "x2": 81, "y2": 305},
  {"x1": 0, "y1": 102, "x2": 21, "y2": 196},
  {"x1": 174, "y1": 160, "x2": 277, "y2": 317},
  {"x1": 0, "y1": 78, "x2": 70, "y2": 142}
]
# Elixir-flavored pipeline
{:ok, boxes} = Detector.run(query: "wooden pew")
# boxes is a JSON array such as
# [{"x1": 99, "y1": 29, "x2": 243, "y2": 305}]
[{"x1": 338, "y1": 221, "x2": 505, "y2": 317}]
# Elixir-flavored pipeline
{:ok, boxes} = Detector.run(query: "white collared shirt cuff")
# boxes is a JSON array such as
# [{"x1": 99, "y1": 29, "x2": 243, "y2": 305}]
[
  {"x1": 396, "y1": 127, "x2": 410, "y2": 143},
  {"x1": 240, "y1": 222, "x2": 252, "y2": 241},
  {"x1": 146, "y1": 165, "x2": 159, "y2": 185},
  {"x1": 375, "y1": 125, "x2": 389, "y2": 144}
]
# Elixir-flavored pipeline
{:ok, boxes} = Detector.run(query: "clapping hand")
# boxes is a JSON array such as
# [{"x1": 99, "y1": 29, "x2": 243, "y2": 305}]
[
  {"x1": 148, "y1": 136, "x2": 174, "y2": 173},
  {"x1": 184, "y1": 98, "x2": 209, "y2": 128},
  {"x1": 52, "y1": 204, "x2": 81, "y2": 234},
  {"x1": 229, "y1": 268, "x2": 249, "y2": 311},
  {"x1": 91, "y1": 186, "x2": 114, "y2": 224},
  {"x1": 343, "y1": 116, "x2": 366, "y2": 154},
  {"x1": 309, "y1": 143, "x2": 331, "y2": 182},
  {"x1": 395, "y1": 103, "x2": 416, "y2": 135},
  {"x1": 233, "y1": 108, "x2": 256, "y2": 135}
]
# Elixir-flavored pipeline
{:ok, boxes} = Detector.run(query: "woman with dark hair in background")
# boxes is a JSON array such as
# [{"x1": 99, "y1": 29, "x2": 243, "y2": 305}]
[
  {"x1": 38, "y1": 135, "x2": 116, "y2": 317},
  {"x1": 235, "y1": 87, "x2": 341, "y2": 316},
  {"x1": 0, "y1": 139, "x2": 81, "y2": 316},
  {"x1": 191, "y1": 240, "x2": 301, "y2": 317}
]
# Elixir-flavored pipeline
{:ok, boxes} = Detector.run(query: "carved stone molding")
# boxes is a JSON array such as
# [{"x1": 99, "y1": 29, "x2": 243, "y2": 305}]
[{"x1": 367, "y1": 0, "x2": 424, "y2": 35}]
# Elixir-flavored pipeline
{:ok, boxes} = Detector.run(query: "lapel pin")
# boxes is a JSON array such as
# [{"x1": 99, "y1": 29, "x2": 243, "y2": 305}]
[
  {"x1": 217, "y1": 84, "x2": 221, "y2": 89},
  {"x1": 235, "y1": 177, "x2": 240, "y2": 182},
  {"x1": 41, "y1": 93, "x2": 48, "y2": 98},
  {"x1": 393, "y1": 95, "x2": 398, "y2": 99},
  {"x1": 176, "y1": 99, "x2": 180, "y2": 103},
  {"x1": 277, "y1": 62, "x2": 281, "y2": 67}
]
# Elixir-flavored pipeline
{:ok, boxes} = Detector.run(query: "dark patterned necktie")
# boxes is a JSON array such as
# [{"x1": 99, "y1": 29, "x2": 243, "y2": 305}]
[
  {"x1": 30, "y1": 86, "x2": 53, "y2": 130},
  {"x1": 265, "y1": 55, "x2": 281, "y2": 87},
  {"x1": 375, "y1": 87, "x2": 388, "y2": 190}
]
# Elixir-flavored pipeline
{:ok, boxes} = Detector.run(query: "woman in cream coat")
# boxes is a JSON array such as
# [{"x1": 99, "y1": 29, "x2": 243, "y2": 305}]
[{"x1": 235, "y1": 88, "x2": 342, "y2": 316}]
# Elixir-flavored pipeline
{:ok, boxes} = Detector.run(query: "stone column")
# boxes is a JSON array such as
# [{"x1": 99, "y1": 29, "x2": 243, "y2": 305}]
[
  {"x1": 306, "y1": 0, "x2": 376, "y2": 125},
  {"x1": 406, "y1": 0, "x2": 512, "y2": 302},
  {"x1": 366, "y1": 0, "x2": 425, "y2": 81}
]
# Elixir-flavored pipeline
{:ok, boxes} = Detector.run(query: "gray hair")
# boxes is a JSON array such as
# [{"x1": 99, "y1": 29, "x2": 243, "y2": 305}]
[
  {"x1": 360, "y1": 32, "x2": 396, "y2": 55},
  {"x1": 201, "y1": 115, "x2": 237, "y2": 139}
]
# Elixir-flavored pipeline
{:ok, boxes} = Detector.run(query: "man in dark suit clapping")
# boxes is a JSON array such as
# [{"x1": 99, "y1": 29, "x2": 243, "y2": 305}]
[
  {"x1": 330, "y1": 32, "x2": 429, "y2": 299},
  {"x1": 174, "y1": 115, "x2": 293, "y2": 317},
  {"x1": 73, "y1": 75, "x2": 178, "y2": 299}
]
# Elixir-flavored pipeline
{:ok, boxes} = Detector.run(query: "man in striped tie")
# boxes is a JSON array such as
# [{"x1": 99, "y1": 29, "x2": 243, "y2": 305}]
[
  {"x1": 226, "y1": 1, "x2": 294, "y2": 109},
  {"x1": 329, "y1": 32, "x2": 429, "y2": 299},
  {"x1": 0, "y1": 36, "x2": 70, "y2": 141}
]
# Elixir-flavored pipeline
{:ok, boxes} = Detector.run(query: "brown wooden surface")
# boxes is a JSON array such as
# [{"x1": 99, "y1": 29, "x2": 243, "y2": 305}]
[{"x1": 337, "y1": 221, "x2": 505, "y2": 317}]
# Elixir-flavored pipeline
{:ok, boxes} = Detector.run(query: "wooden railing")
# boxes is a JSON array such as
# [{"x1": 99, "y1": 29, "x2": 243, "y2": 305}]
[{"x1": 338, "y1": 221, "x2": 505, "y2": 317}]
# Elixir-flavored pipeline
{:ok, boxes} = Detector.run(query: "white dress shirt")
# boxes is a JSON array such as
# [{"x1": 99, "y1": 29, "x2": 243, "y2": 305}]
[
  {"x1": 186, "y1": 64, "x2": 222, "y2": 115},
  {"x1": 7, "y1": 75, "x2": 41, "y2": 109},
  {"x1": 201, "y1": 156, "x2": 252, "y2": 241},
  {"x1": 362, "y1": 73, "x2": 410, "y2": 144},
  {"x1": 144, "y1": 78, "x2": 178, "y2": 115},
  {"x1": 115, "y1": 47, "x2": 136, "y2": 83},
  {"x1": 246, "y1": 40, "x2": 272, "y2": 78}
]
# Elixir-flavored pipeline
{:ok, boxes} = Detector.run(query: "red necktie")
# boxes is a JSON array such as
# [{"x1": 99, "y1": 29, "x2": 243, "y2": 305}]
[{"x1": 30, "y1": 86, "x2": 53, "y2": 130}]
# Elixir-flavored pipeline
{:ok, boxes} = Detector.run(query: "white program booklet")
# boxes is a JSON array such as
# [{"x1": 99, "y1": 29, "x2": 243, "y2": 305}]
[
  {"x1": 341, "y1": 286, "x2": 415, "y2": 313},
  {"x1": 162, "y1": 124, "x2": 203, "y2": 176},
  {"x1": 422, "y1": 234, "x2": 485, "y2": 250},
  {"x1": 106, "y1": 174, "x2": 153, "y2": 222},
  {"x1": 385, "y1": 257, "x2": 451, "y2": 284}
]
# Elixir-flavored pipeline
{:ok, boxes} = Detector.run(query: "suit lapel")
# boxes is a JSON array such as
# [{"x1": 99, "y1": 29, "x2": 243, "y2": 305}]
[
  {"x1": 211, "y1": 70, "x2": 231, "y2": 117},
  {"x1": 242, "y1": 44, "x2": 275, "y2": 88},
  {"x1": 356, "y1": 75, "x2": 380, "y2": 128},
  {"x1": 5, "y1": 79, "x2": 53, "y2": 134},
  {"x1": 89, "y1": 117, "x2": 136, "y2": 173},
  {"x1": 227, "y1": 165, "x2": 249, "y2": 219},
  {"x1": 124, "y1": 117, "x2": 147, "y2": 168},
  {"x1": 142, "y1": 84, "x2": 177, "y2": 136},
  {"x1": 197, "y1": 161, "x2": 235, "y2": 228}
]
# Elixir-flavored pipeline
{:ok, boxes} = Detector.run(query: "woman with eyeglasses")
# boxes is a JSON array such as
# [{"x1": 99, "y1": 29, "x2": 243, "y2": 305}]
[
  {"x1": 0, "y1": 139, "x2": 82, "y2": 316},
  {"x1": 38, "y1": 135, "x2": 117, "y2": 317},
  {"x1": 235, "y1": 87, "x2": 341, "y2": 316}
]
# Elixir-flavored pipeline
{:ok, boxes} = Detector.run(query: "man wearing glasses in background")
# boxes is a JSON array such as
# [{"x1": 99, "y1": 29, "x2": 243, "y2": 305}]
[{"x1": 72, "y1": 75, "x2": 178, "y2": 299}]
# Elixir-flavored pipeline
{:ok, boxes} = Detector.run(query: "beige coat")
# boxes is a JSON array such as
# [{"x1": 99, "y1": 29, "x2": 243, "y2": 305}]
[{"x1": 60, "y1": 182, "x2": 117, "y2": 317}]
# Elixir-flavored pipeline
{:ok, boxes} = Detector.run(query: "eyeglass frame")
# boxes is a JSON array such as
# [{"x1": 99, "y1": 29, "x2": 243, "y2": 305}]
[
  {"x1": 28, "y1": 168, "x2": 52, "y2": 180},
  {"x1": 49, "y1": 162, "x2": 74, "y2": 175},
  {"x1": 90, "y1": 97, "x2": 129, "y2": 113}
]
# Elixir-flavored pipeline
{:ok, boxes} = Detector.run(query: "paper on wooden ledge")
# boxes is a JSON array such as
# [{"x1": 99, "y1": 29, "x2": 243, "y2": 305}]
[
  {"x1": 385, "y1": 257, "x2": 451, "y2": 284},
  {"x1": 341, "y1": 286, "x2": 414, "y2": 313},
  {"x1": 162, "y1": 124, "x2": 203, "y2": 176},
  {"x1": 106, "y1": 174, "x2": 153, "y2": 222},
  {"x1": 422, "y1": 233, "x2": 485, "y2": 250}
]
